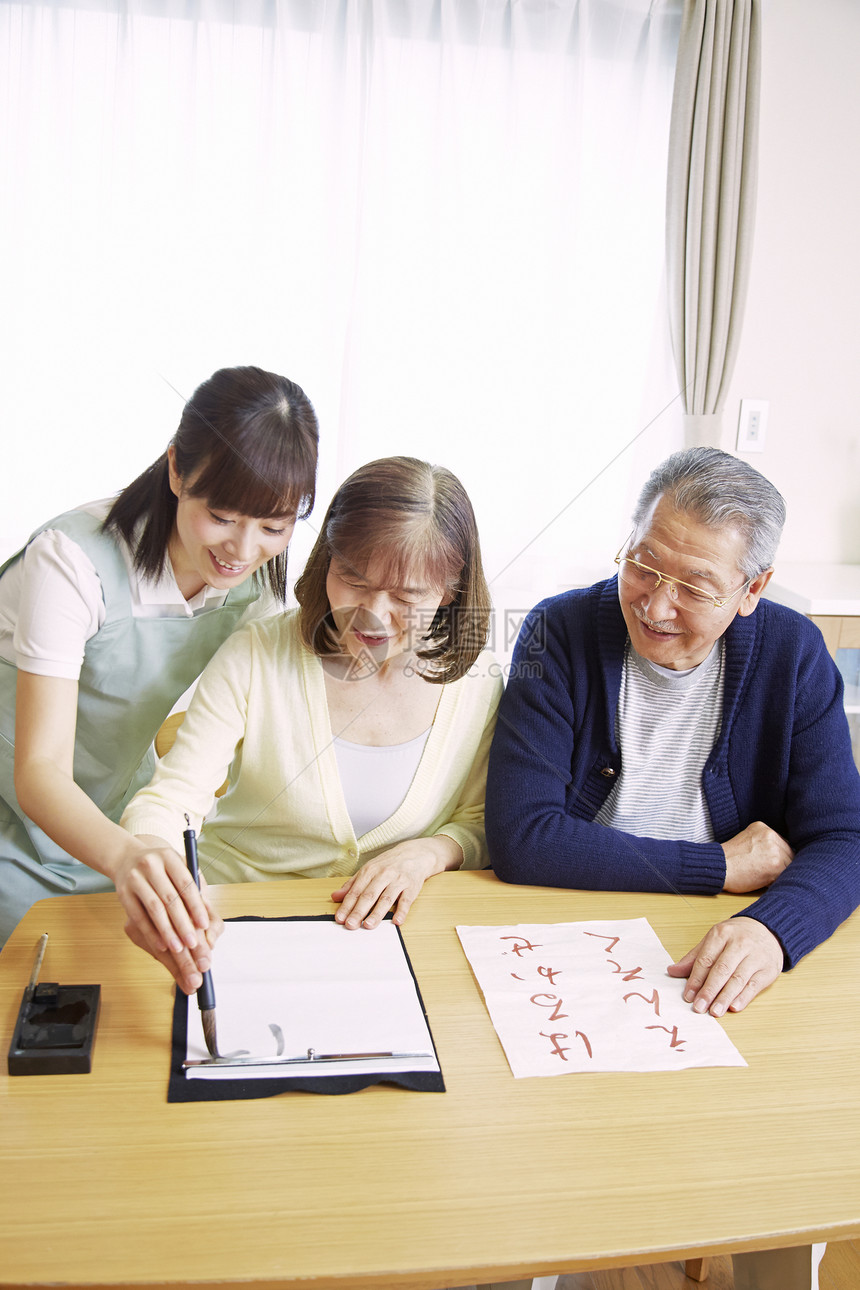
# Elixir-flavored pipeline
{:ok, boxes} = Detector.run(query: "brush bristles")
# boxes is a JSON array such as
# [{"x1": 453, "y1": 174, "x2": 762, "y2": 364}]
[{"x1": 201, "y1": 1009, "x2": 219, "y2": 1058}]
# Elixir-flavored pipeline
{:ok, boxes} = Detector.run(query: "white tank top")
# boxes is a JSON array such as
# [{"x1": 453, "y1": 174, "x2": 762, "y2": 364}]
[{"x1": 334, "y1": 729, "x2": 431, "y2": 838}]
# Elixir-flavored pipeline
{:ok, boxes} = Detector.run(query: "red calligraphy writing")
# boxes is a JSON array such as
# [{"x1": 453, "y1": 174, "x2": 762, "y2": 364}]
[
  {"x1": 500, "y1": 936, "x2": 543, "y2": 957},
  {"x1": 583, "y1": 933, "x2": 620, "y2": 953},
  {"x1": 646, "y1": 1024, "x2": 686, "y2": 1050},
  {"x1": 607, "y1": 960, "x2": 645, "y2": 981},
  {"x1": 529, "y1": 992, "x2": 569, "y2": 1021},
  {"x1": 539, "y1": 1031, "x2": 572, "y2": 1061},
  {"x1": 623, "y1": 988, "x2": 661, "y2": 1016},
  {"x1": 538, "y1": 1030, "x2": 593, "y2": 1061}
]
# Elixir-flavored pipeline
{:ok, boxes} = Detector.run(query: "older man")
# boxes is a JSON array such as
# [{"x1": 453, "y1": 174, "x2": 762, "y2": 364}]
[
  {"x1": 487, "y1": 448, "x2": 860, "y2": 1290},
  {"x1": 486, "y1": 446, "x2": 859, "y2": 1289}
]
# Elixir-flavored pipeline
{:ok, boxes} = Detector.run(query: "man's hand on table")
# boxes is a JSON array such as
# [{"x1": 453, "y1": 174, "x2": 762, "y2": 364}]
[
  {"x1": 721, "y1": 820, "x2": 794, "y2": 892},
  {"x1": 667, "y1": 916, "x2": 784, "y2": 1016}
]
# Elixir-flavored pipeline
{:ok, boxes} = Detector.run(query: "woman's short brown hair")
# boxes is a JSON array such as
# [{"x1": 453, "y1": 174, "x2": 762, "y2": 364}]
[{"x1": 294, "y1": 457, "x2": 490, "y2": 684}]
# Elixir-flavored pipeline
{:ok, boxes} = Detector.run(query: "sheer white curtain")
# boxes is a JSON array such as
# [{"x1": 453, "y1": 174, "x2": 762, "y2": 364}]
[{"x1": 1, "y1": 0, "x2": 681, "y2": 636}]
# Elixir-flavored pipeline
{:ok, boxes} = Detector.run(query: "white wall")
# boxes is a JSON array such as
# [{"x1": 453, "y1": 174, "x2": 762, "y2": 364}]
[{"x1": 722, "y1": 0, "x2": 860, "y2": 565}]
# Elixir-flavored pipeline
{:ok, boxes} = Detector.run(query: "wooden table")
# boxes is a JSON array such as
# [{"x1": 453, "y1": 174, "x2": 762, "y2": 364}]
[{"x1": 1, "y1": 871, "x2": 859, "y2": 1289}]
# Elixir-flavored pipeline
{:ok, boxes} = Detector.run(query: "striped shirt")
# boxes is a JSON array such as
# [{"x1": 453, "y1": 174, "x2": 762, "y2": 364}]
[{"x1": 595, "y1": 640, "x2": 724, "y2": 842}]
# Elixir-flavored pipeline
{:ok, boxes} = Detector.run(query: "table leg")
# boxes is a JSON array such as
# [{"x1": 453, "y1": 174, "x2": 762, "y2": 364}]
[
  {"x1": 732, "y1": 1244, "x2": 824, "y2": 1290},
  {"x1": 684, "y1": 1258, "x2": 709, "y2": 1281},
  {"x1": 479, "y1": 1282, "x2": 539, "y2": 1289},
  {"x1": 478, "y1": 1282, "x2": 537, "y2": 1290}
]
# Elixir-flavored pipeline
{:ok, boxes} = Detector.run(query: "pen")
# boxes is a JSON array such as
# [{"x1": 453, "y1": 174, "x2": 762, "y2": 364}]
[
  {"x1": 26, "y1": 933, "x2": 49, "y2": 1003},
  {"x1": 183, "y1": 815, "x2": 220, "y2": 1058}
]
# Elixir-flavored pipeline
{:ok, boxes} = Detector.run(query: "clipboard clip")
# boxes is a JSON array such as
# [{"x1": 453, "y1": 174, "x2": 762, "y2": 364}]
[{"x1": 183, "y1": 1047, "x2": 434, "y2": 1070}]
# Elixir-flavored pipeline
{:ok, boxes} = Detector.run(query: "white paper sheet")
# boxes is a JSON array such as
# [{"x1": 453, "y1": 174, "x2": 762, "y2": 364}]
[
  {"x1": 185, "y1": 920, "x2": 439, "y2": 1080},
  {"x1": 456, "y1": 918, "x2": 747, "y2": 1077}
]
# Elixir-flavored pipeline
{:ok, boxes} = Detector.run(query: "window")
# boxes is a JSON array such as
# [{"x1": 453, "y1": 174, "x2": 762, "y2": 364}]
[{"x1": 1, "y1": 0, "x2": 681, "y2": 619}]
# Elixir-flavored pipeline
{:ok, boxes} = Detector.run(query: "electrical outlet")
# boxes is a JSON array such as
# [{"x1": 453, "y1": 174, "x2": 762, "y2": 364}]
[{"x1": 736, "y1": 399, "x2": 768, "y2": 453}]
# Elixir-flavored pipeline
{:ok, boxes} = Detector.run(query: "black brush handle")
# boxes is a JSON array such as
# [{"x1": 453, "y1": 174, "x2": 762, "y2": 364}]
[{"x1": 182, "y1": 821, "x2": 216, "y2": 1012}]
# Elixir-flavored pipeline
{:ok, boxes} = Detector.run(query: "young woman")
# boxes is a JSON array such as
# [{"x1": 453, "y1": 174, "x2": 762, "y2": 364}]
[
  {"x1": 120, "y1": 456, "x2": 502, "y2": 992},
  {"x1": 0, "y1": 365, "x2": 318, "y2": 959}
]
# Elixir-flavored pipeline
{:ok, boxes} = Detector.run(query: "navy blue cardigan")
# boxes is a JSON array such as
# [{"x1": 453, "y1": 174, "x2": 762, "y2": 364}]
[{"x1": 486, "y1": 577, "x2": 860, "y2": 968}]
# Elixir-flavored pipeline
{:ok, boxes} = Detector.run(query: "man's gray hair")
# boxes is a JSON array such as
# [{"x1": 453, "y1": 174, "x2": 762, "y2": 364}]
[{"x1": 632, "y1": 447, "x2": 787, "y2": 579}]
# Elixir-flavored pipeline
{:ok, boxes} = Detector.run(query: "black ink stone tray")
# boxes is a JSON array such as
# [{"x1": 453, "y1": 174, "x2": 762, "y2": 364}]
[{"x1": 7, "y1": 981, "x2": 100, "y2": 1075}]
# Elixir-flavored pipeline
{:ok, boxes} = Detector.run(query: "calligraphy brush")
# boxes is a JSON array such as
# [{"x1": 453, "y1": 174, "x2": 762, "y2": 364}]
[{"x1": 182, "y1": 814, "x2": 220, "y2": 1058}]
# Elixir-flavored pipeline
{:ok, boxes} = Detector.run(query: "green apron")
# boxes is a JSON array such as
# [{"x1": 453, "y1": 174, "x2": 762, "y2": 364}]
[{"x1": 0, "y1": 509, "x2": 261, "y2": 943}]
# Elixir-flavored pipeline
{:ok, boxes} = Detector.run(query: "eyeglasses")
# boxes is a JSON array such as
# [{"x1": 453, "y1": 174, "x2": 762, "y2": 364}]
[{"x1": 614, "y1": 539, "x2": 753, "y2": 614}]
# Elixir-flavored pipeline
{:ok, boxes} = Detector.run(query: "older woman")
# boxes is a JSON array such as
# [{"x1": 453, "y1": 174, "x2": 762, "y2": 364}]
[{"x1": 121, "y1": 456, "x2": 502, "y2": 991}]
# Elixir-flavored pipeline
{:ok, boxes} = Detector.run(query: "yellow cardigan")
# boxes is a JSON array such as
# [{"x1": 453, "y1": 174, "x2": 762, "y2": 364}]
[{"x1": 121, "y1": 611, "x2": 503, "y2": 884}]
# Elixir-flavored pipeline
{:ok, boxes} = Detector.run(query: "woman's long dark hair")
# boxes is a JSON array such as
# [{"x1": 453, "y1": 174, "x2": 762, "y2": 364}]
[{"x1": 104, "y1": 366, "x2": 318, "y2": 600}]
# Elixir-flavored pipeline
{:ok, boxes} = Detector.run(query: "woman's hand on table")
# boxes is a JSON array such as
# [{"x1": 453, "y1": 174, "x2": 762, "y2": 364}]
[
  {"x1": 331, "y1": 835, "x2": 463, "y2": 930},
  {"x1": 114, "y1": 836, "x2": 224, "y2": 993}
]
